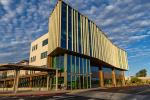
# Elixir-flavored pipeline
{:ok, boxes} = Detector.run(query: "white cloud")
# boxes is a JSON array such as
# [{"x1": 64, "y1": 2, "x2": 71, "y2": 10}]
[
  {"x1": 0, "y1": 0, "x2": 11, "y2": 6},
  {"x1": 129, "y1": 35, "x2": 149, "y2": 41},
  {"x1": 0, "y1": 0, "x2": 53, "y2": 63},
  {"x1": 0, "y1": 52, "x2": 15, "y2": 57},
  {"x1": 16, "y1": 4, "x2": 24, "y2": 14},
  {"x1": 0, "y1": 0, "x2": 150, "y2": 65}
]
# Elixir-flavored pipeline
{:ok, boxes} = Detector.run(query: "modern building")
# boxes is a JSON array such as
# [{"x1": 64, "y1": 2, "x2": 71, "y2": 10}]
[
  {"x1": 0, "y1": 0, "x2": 128, "y2": 91},
  {"x1": 29, "y1": 0, "x2": 128, "y2": 90}
]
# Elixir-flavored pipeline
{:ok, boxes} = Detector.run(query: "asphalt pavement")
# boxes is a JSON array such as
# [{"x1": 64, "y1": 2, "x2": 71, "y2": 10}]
[
  {"x1": 0, "y1": 94, "x2": 104, "y2": 100},
  {"x1": 0, "y1": 86, "x2": 150, "y2": 100}
]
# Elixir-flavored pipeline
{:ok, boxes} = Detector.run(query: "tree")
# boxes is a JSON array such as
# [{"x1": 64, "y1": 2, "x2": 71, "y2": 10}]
[
  {"x1": 130, "y1": 77, "x2": 141, "y2": 83},
  {"x1": 136, "y1": 69, "x2": 147, "y2": 77}
]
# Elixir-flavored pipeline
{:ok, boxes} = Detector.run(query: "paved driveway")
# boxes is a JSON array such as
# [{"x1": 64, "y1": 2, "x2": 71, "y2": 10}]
[{"x1": 0, "y1": 86, "x2": 150, "y2": 100}]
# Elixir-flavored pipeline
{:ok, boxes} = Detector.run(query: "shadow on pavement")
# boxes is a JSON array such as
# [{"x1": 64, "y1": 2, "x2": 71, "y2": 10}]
[{"x1": 0, "y1": 94, "x2": 106, "y2": 100}]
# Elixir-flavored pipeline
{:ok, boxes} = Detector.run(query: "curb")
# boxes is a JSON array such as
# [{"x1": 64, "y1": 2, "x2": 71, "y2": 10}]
[{"x1": 0, "y1": 92, "x2": 68, "y2": 97}]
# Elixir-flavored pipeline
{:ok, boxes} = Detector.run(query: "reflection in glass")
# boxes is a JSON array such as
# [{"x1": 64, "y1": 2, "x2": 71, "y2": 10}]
[
  {"x1": 66, "y1": 54, "x2": 91, "y2": 90},
  {"x1": 61, "y1": 2, "x2": 67, "y2": 49},
  {"x1": 115, "y1": 69, "x2": 122, "y2": 86},
  {"x1": 103, "y1": 67, "x2": 112, "y2": 86},
  {"x1": 91, "y1": 66, "x2": 99, "y2": 88},
  {"x1": 68, "y1": 6, "x2": 72, "y2": 50}
]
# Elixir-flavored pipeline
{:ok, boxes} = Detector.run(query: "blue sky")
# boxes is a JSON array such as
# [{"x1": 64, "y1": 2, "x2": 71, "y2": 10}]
[{"x1": 0, "y1": 0, "x2": 150, "y2": 76}]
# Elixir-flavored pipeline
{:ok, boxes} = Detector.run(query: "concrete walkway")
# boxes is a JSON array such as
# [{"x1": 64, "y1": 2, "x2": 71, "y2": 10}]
[
  {"x1": 1, "y1": 86, "x2": 150, "y2": 100},
  {"x1": 0, "y1": 87, "x2": 104, "y2": 97},
  {"x1": 0, "y1": 90, "x2": 68, "y2": 97}
]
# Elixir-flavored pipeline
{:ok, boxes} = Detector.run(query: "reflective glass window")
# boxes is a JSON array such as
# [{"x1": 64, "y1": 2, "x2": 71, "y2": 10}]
[
  {"x1": 76, "y1": 57, "x2": 79, "y2": 74},
  {"x1": 83, "y1": 58, "x2": 87, "y2": 74},
  {"x1": 78, "y1": 14, "x2": 81, "y2": 53},
  {"x1": 88, "y1": 20, "x2": 92, "y2": 56},
  {"x1": 61, "y1": 2, "x2": 67, "y2": 48},
  {"x1": 103, "y1": 67, "x2": 112, "y2": 86},
  {"x1": 115, "y1": 69, "x2": 122, "y2": 86},
  {"x1": 67, "y1": 55, "x2": 71, "y2": 73},
  {"x1": 80, "y1": 58, "x2": 83, "y2": 74},
  {"x1": 91, "y1": 66, "x2": 99, "y2": 88},
  {"x1": 72, "y1": 56, "x2": 75, "y2": 74},
  {"x1": 42, "y1": 39, "x2": 48, "y2": 46},
  {"x1": 68, "y1": 6, "x2": 72, "y2": 50}
]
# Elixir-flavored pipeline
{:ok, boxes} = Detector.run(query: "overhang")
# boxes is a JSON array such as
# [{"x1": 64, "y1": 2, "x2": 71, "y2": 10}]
[{"x1": 0, "y1": 64, "x2": 57, "y2": 72}]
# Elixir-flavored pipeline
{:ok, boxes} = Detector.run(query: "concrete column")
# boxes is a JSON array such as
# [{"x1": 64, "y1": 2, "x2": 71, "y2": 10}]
[
  {"x1": 13, "y1": 69, "x2": 20, "y2": 93},
  {"x1": 47, "y1": 56, "x2": 52, "y2": 68},
  {"x1": 112, "y1": 68, "x2": 116, "y2": 87},
  {"x1": 64, "y1": 54, "x2": 67, "y2": 89},
  {"x1": 55, "y1": 69, "x2": 58, "y2": 91},
  {"x1": 3, "y1": 80, "x2": 5, "y2": 92},
  {"x1": 47, "y1": 74, "x2": 50, "y2": 91},
  {"x1": 121, "y1": 70, "x2": 125, "y2": 86},
  {"x1": 30, "y1": 76, "x2": 32, "y2": 88},
  {"x1": 49, "y1": 78, "x2": 52, "y2": 90},
  {"x1": 90, "y1": 74, "x2": 92, "y2": 88},
  {"x1": 99, "y1": 66, "x2": 104, "y2": 87}
]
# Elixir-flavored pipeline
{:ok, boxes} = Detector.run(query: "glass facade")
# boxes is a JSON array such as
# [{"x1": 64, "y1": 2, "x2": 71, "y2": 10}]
[
  {"x1": 0, "y1": 1, "x2": 127, "y2": 91},
  {"x1": 91, "y1": 66, "x2": 99, "y2": 88},
  {"x1": 68, "y1": 6, "x2": 72, "y2": 50},
  {"x1": 88, "y1": 20, "x2": 92, "y2": 56},
  {"x1": 115, "y1": 69, "x2": 122, "y2": 86},
  {"x1": 52, "y1": 55, "x2": 65, "y2": 89},
  {"x1": 52, "y1": 54, "x2": 91, "y2": 90},
  {"x1": 103, "y1": 67, "x2": 112, "y2": 87},
  {"x1": 58, "y1": 1, "x2": 128, "y2": 71},
  {"x1": 78, "y1": 14, "x2": 81, "y2": 53},
  {"x1": 67, "y1": 54, "x2": 91, "y2": 90},
  {"x1": 51, "y1": 53, "x2": 125, "y2": 89},
  {"x1": 61, "y1": 2, "x2": 67, "y2": 49}
]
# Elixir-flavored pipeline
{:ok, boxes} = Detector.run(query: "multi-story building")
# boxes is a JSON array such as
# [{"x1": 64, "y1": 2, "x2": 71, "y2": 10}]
[
  {"x1": 29, "y1": 33, "x2": 48, "y2": 67},
  {"x1": 0, "y1": 0, "x2": 128, "y2": 91},
  {"x1": 29, "y1": 0, "x2": 128, "y2": 90},
  {"x1": 29, "y1": 33, "x2": 48, "y2": 74}
]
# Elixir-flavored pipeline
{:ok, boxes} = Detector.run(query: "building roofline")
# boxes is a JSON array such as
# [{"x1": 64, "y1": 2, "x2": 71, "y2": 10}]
[{"x1": 31, "y1": 32, "x2": 49, "y2": 44}]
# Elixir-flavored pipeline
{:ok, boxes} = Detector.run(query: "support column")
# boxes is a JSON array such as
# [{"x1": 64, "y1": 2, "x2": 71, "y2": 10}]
[
  {"x1": 121, "y1": 70, "x2": 125, "y2": 86},
  {"x1": 64, "y1": 54, "x2": 67, "y2": 90},
  {"x1": 112, "y1": 68, "x2": 116, "y2": 87},
  {"x1": 49, "y1": 78, "x2": 52, "y2": 90},
  {"x1": 29, "y1": 76, "x2": 32, "y2": 89},
  {"x1": 3, "y1": 80, "x2": 5, "y2": 92},
  {"x1": 47, "y1": 74, "x2": 50, "y2": 91},
  {"x1": 90, "y1": 74, "x2": 92, "y2": 88},
  {"x1": 47, "y1": 56, "x2": 52, "y2": 68},
  {"x1": 99, "y1": 66, "x2": 104, "y2": 87},
  {"x1": 55, "y1": 69, "x2": 58, "y2": 91},
  {"x1": 13, "y1": 69, "x2": 20, "y2": 93}
]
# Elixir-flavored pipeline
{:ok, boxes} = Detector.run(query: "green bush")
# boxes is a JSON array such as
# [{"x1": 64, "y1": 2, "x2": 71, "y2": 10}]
[{"x1": 130, "y1": 77, "x2": 142, "y2": 84}]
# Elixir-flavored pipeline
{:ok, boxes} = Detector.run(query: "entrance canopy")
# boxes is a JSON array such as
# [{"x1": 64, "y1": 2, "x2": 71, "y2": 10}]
[
  {"x1": 0, "y1": 64, "x2": 57, "y2": 72},
  {"x1": 0, "y1": 64, "x2": 59, "y2": 93}
]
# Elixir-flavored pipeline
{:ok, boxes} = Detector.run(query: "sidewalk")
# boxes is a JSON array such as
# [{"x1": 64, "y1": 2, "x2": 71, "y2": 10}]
[
  {"x1": 0, "y1": 90, "x2": 69, "y2": 97},
  {"x1": 0, "y1": 87, "x2": 106, "y2": 97}
]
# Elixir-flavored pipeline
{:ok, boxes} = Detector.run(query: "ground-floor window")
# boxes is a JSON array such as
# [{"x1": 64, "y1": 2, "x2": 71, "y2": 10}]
[
  {"x1": 103, "y1": 67, "x2": 112, "y2": 87},
  {"x1": 91, "y1": 66, "x2": 99, "y2": 88},
  {"x1": 67, "y1": 54, "x2": 91, "y2": 90},
  {"x1": 115, "y1": 69, "x2": 122, "y2": 86}
]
